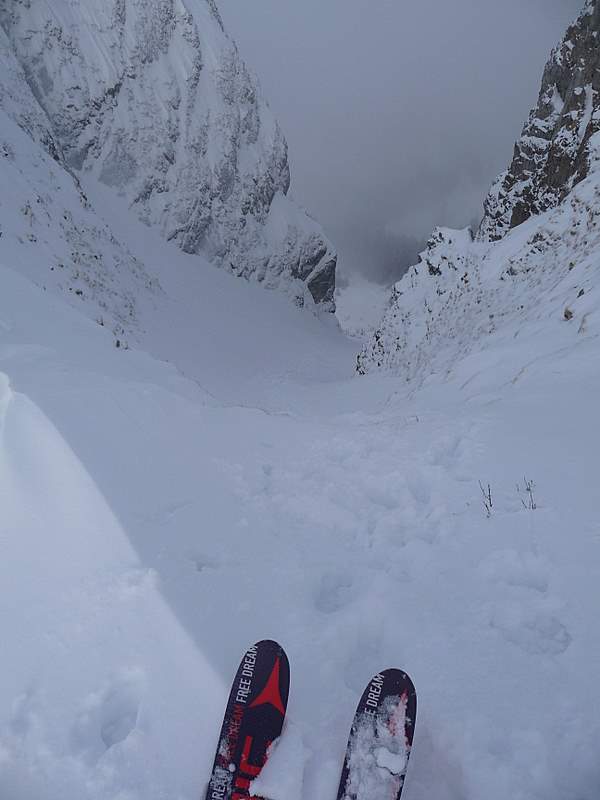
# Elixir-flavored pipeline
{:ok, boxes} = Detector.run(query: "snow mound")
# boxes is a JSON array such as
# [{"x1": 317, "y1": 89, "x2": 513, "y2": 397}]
[
  {"x1": 0, "y1": 360, "x2": 224, "y2": 800},
  {"x1": 250, "y1": 723, "x2": 307, "y2": 800}
]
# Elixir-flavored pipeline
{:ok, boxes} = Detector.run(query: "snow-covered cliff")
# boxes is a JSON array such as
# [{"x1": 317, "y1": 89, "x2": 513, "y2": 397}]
[
  {"x1": 479, "y1": 0, "x2": 600, "y2": 242},
  {"x1": 0, "y1": 23, "x2": 157, "y2": 340},
  {"x1": 358, "y1": 0, "x2": 599, "y2": 379},
  {"x1": 0, "y1": 0, "x2": 336, "y2": 310}
]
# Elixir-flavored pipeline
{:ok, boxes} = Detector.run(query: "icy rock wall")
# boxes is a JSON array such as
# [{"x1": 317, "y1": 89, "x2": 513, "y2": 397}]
[
  {"x1": 0, "y1": 23, "x2": 156, "y2": 339},
  {"x1": 0, "y1": 0, "x2": 336, "y2": 309},
  {"x1": 479, "y1": 0, "x2": 600, "y2": 242}
]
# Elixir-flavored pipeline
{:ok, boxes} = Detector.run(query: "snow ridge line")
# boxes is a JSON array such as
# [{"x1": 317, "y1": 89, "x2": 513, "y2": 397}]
[{"x1": 0, "y1": 372, "x2": 12, "y2": 439}]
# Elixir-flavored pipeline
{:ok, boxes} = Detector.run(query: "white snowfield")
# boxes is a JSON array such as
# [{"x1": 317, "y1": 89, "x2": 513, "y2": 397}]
[{"x1": 1, "y1": 165, "x2": 599, "y2": 800}]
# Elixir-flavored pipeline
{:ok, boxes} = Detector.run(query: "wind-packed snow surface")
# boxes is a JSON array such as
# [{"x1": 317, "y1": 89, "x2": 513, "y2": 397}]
[{"x1": 1, "y1": 169, "x2": 600, "y2": 800}]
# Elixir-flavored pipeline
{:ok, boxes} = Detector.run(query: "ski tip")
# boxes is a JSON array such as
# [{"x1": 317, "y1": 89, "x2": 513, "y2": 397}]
[
  {"x1": 336, "y1": 666, "x2": 418, "y2": 800},
  {"x1": 379, "y1": 669, "x2": 416, "y2": 704},
  {"x1": 243, "y1": 640, "x2": 290, "y2": 692},
  {"x1": 377, "y1": 667, "x2": 416, "y2": 688},
  {"x1": 360, "y1": 668, "x2": 417, "y2": 722},
  {"x1": 251, "y1": 639, "x2": 289, "y2": 661}
]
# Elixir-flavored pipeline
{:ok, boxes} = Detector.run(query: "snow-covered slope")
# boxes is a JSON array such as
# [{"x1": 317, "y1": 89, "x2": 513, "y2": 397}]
[
  {"x1": 358, "y1": 0, "x2": 599, "y2": 381},
  {"x1": 356, "y1": 177, "x2": 599, "y2": 381},
  {"x1": 0, "y1": 0, "x2": 336, "y2": 309},
  {"x1": 0, "y1": 25, "x2": 157, "y2": 340},
  {"x1": 0, "y1": 262, "x2": 226, "y2": 800},
  {"x1": 2, "y1": 197, "x2": 600, "y2": 799}
]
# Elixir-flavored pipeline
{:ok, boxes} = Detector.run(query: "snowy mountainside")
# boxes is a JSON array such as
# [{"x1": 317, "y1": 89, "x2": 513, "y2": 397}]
[
  {"x1": 0, "y1": 25, "x2": 158, "y2": 340},
  {"x1": 2, "y1": 212, "x2": 600, "y2": 799},
  {"x1": 357, "y1": 178, "x2": 598, "y2": 380},
  {"x1": 0, "y1": 24, "x2": 58, "y2": 158},
  {"x1": 2, "y1": 1, "x2": 600, "y2": 799},
  {"x1": 358, "y1": 0, "x2": 599, "y2": 380},
  {"x1": 0, "y1": 0, "x2": 337, "y2": 309}
]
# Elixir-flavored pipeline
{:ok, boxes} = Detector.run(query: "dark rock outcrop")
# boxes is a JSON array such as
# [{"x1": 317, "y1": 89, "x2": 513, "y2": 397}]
[{"x1": 479, "y1": 1, "x2": 600, "y2": 242}]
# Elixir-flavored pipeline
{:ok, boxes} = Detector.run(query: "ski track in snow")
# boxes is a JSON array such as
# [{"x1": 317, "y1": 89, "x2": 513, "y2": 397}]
[{"x1": 1, "y1": 188, "x2": 600, "y2": 800}]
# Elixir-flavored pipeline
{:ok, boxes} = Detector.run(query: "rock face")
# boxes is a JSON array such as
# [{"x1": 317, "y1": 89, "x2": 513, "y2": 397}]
[
  {"x1": 358, "y1": 1, "x2": 600, "y2": 379},
  {"x1": 0, "y1": 0, "x2": 336, "y2": 310},
  {"x1": 0, "y1": 23, "x2": 157, "y2": 340},
  {"x1": 479, "y1": 0, "x2": 600, "y2": 242}
]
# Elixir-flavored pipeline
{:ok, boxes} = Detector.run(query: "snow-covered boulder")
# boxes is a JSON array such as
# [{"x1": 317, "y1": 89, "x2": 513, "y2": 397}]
[
  {"x1": 358, "y1": 0, "x2": 600, "y2": 380},
  {"x1": 0, "y1": 0, "x2": 336, "y2": 309}
]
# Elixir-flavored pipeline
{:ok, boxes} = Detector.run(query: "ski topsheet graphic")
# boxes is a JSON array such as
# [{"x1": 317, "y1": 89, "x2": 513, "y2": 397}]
[
  {"x1": 337, "y1": 669, "x2": 417, "y2": 800},
  {"x1": 205, "y1": 640, "x2": 290, "y2": 800}
]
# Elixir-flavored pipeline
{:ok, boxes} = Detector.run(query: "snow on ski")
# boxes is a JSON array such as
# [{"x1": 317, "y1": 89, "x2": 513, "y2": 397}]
[
  {"x1": 205, "y1": 640, "x2": 290, "y2": 800},
  {"x1": 337, "y1": 669, "x2": 417, "y2": 800}
]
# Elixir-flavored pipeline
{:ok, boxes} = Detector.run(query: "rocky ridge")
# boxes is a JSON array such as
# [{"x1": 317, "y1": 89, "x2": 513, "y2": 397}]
[{"x1": 479, "y1": 0, "x2": 600, "y2": 241}]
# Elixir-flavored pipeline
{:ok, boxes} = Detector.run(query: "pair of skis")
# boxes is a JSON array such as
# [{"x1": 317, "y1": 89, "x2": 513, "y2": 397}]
[{"x1": 204, "y1": 640, "x2": 417, "y2": 800}]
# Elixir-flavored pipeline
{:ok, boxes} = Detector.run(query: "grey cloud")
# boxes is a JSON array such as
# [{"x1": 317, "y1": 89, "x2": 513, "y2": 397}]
[{"x1": 217, "y1": 0, "x2": 584, "y2": 284}]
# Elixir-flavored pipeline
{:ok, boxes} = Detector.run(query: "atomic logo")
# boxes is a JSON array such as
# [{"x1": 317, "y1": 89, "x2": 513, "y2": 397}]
[{"x1": 249, "y1": 657, "x2": 285, "y2": 715}]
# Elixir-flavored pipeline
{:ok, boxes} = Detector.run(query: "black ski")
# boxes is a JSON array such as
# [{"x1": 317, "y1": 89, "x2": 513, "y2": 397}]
[
  {"x1": 336, "y1": 669, "x2": 417, "y2": 800},
  {"x1": 205, "y1": 639, "x2": 290, "y2": 800}
]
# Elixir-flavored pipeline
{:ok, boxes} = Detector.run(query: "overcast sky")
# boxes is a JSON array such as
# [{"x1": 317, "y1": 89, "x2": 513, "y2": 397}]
[{"x1": 217, "y1": 0, "x2": 583, "y2": 283}]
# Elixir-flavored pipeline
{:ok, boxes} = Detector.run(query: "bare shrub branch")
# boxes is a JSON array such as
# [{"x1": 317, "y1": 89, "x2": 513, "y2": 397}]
[
  {"x1": 479, "y1": 481, "x2": 493, "y2": 518},
  {"x1": 517, "y1": 477, "x2": 537, "y2": 510}
]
